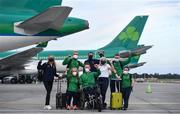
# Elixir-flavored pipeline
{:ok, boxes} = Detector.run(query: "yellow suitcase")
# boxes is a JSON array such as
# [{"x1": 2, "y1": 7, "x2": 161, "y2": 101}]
[{"x1": 110, "y1": 92, "x2": 123, "y2": 109}]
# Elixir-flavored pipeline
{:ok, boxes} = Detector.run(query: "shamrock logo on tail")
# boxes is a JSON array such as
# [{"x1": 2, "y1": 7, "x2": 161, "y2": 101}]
[{"x1": 119, "y1": 26, "x2": 139, "y2": 44}]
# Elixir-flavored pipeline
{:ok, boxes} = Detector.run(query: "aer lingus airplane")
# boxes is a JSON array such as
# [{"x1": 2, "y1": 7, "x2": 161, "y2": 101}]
[
  {"x1": 0, "y1": 0, "x2": 89, "y2": 52},
  {"x1": 0, "y1": 16, "x2": 151, "y2": 77}
]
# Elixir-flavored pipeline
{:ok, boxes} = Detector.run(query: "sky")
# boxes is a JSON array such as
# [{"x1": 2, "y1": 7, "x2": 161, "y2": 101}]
[{"x1": 21, "y1": 0, "x2": 180, "y2": 74}]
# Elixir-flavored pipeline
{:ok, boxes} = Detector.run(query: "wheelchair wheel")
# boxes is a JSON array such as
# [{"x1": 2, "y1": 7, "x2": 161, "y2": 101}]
[
  {"x1": 79, "y1": 92, "x2": 85, "y2": 110},
  {"x1": 96, "y1": 96, "x2": 102, "y2": 112}
]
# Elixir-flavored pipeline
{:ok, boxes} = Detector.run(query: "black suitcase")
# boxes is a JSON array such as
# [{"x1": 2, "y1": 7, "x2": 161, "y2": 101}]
[{"x1": 56, "y1": 78, "x2": 66, "y2": 109}]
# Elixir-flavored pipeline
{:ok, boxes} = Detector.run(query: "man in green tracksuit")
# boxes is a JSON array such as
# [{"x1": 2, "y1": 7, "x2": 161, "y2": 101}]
[
  {"x1": 121, "y1": 67, "x2": 134, "y2": 111},
  {"x1": 61, "y1": 67, "x2": 80, "y2": 110},
  {"x1": 62, "y1": 51, "x2": 84, "y2": 75},
  {"x1": 79, "y1": 63, "x2": 101, "y2": 100},
  {"x1": 110, "y1": 54, "x2": 130, "y2": 93}
]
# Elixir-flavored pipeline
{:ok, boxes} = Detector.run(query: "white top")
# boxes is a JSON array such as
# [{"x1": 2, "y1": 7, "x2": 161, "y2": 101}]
[{"x1": 99, "y1": 64, "x2": 111, "y2": 78}]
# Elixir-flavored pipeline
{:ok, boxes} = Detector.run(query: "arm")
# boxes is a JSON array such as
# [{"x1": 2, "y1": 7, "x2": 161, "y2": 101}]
[
  {"x1": 62, "y1": 56, "x2": 71, "y2": 65},
  {"x1": 78, "y1": 61, "x2": 84, "y2": 67},
  {"x1": 93, "y1": 69, "x2": 101, "y2": 79},
  {"x1": 131, "y1": 74, "x2": 135, "y2": 87},
  {"x1": 54, "y1": 67, "x2": 59, "y2": 77},
  {"x1": 37, "y1": 61, "x2": 47, "y2": 70},
  {"x1": 121, "y1": 57, "x2": 131, "y2": 67}
]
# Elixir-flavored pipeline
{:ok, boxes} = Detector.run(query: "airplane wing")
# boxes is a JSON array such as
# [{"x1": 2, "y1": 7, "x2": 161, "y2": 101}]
[
  {"x1": 126, "y1": 62, "x2": 146, "y2": 69},
  {"x1": 14, "y1": 6, "x2": 72, "y2": 35},
  {"x1": 0, "y1": 47, "x2": 43, "y2": 70}
]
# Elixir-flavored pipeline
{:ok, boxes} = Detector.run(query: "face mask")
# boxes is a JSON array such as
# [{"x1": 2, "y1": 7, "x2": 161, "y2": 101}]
[
  {"x1": 99, "y1": 53, "x2": 104, "y2": 57},
  {"x1": 73, "y1": 55, "x2": 78, "y2": 59},
  {"x1": 85, "y1": 68, "x2": 90, "y2": 72},
  {"x1": 123, "y1": 71, "x2": 129, "y2": 74},
  {"x1": 72, "y1": 72, "x2": 77, "y2": 76},
  {"x1": 101, "y1": 61, "x2": 106, "y2": 65},
  {"x1": 88, "y1": 55, "x2": 93, "y2": 60},
  {"x1": 114, "y1": 58, "x2": 119, "y2": 62}
]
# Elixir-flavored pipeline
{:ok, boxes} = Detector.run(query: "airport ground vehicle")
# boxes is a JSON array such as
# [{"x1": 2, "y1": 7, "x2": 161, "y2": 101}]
[
  {"x1": 2, "y1": 74, "x2": 36, "y2": 84},
  {"x1": 2, "y1": 76, "x2": 18, "y2": 84},
  {"x1": 135, "y1": 78, "x2": 145, "y2": 83}
]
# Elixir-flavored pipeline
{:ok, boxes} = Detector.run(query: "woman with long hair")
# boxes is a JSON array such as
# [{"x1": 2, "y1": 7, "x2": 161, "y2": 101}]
[{"x1": 37, "y1": 55, "x2": 59, "y2": 110}]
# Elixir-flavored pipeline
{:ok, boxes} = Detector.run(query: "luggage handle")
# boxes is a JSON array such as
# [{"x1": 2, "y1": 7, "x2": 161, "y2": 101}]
[
  {"x1": 57, "y1": 76, "x2": 62, "y2": 93},
  {"x1": 111, "y1": 78, "x2": 121, "y2": 93}
]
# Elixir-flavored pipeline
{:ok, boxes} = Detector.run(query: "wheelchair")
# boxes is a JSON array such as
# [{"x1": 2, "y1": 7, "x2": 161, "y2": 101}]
[{"x1": 79, "y1": 85, "x2": 103, "y2": 112}]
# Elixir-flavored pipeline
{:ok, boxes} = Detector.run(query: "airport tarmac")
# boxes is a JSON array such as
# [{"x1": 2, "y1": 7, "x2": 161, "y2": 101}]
[{"x1": 0, "y1": 82, "x2": 180, "y2": 114}]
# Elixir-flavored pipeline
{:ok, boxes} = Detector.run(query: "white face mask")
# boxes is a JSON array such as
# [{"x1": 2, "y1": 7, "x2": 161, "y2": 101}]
[
  {"x1": 85, "y1": 68, "x2": 90, "y2": 72},
  {"x1": 73, "y1": 55, "x2": 78, "y2": 59},
  {"x1": 72, "y1": 72, "x2": 77, "y2": 76},
  {"x1": 114, "y1": 58, "x2": 119, "y2": 61},
  {"x1": 123, "y1": 71, "x2": 129, "y2": 74}
]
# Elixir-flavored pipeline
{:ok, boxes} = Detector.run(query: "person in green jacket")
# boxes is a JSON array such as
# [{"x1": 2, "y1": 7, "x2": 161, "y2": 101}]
[
  {"x1": 62, "y1": 51, "x2": 84, "y2": 75},
  {"x1": 121, "y1": 67, "x2": 134, "y2": 111},
  {"x1": 110, "y1": 54, "x2": 131, "y2": 93},
  {"x1": 61, "y1": 67, "x2": 80, "y2": 110},
  {"x1": 79, "y1": 63, "x2": 101, "y2": 100}
]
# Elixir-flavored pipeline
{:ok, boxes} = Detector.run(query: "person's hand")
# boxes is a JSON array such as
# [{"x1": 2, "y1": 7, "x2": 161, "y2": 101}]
[
  {"x1": 39, "y1": 59, "x2": 42, "y2": 63},
  {"x1": 94, "y1": 64, "x2": 99, "y2": 68},
  {"x1": 116, "y1": 74, "x2": 121, "y2": 80}
]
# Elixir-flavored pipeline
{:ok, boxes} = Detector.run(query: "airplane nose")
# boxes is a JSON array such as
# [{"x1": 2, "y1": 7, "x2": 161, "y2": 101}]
[{"x1": 84, "y1": 20, "x2": 89, "y2": 29}]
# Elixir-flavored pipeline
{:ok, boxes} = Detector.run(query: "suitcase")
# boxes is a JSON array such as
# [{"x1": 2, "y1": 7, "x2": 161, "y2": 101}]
[
  {"x1": 110, "y1": 79, "x2": 123, "y2": 110},
  {"x1": 56, "y1": 78, "x2": 66, "y2": 109}
]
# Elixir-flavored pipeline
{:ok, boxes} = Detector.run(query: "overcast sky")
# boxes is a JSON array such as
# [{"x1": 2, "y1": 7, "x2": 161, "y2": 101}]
[{"x1": 21, "y1": 0, "x2": 180, "y2": 74}]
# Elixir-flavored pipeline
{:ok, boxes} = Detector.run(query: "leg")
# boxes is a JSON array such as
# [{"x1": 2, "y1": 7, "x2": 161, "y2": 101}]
[
  {"x1": 66, "y1": 91, "x2": 73, "y2": 106},
  {"x1": 73, "y1": 92, "x2": 78, "y2": 106},
  {"x1": 99, "y1": 78, "x2": 109, "y2": 105},
  {"x1": 121, "y1": 88, "x2": 126, "y2": 108},
  {"x1": 110, "y1": 80, "x2": 116, "y2": 93},
  {"x1": 124, "y1": 87, "x2": 132, "y2": 109},
  {"x1": 43, "y1": 81, "x2": 53, "y2": 105}
]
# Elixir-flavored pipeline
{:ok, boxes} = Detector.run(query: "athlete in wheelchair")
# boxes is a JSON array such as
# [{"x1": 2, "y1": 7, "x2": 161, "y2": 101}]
[{"x1": 79, "y1": 63, "x2": 103, "y2": 112}]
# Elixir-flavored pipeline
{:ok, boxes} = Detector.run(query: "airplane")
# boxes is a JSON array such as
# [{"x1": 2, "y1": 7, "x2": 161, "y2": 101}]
[
  {"x1": 0, "y1": 15, "x2": 151, "y2": 80},
  {"x1": 0, "y1": 0, "x2": 89, "y2": 52}
]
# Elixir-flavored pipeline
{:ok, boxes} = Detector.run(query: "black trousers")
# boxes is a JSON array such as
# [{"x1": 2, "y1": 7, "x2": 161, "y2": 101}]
[
  {"x1": 98, "y1": 77, "x2": 109, "y2": 104},
  {"x1": 43, "y1": 81, "x2": 53, "y2": 105},
  {"x1": 110, "y1": 80, "x2": 120, "y2": 93},
  {"x1": 66, "y1": 91, "x2": 78, "y2": 106},
  {"x1": 121, "y1": 87, "x2": 132, "y2": 108}
]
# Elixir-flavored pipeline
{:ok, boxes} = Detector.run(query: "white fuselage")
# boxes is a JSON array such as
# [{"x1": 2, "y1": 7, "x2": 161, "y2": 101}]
[
  {"x1": 0, "y1": 36, "x2": 57, "y2": 52},
  {"x1": 4, "y1": 60, "x2": 85, "y2": 76}
]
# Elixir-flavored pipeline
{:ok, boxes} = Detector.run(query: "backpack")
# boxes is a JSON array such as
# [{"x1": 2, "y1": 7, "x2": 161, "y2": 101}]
[
  {"x1": 37, "y1": 70, "x2": 43, "y2": 82},
  {"x1": 37, "y1": 62, "x2": 47, "y2": 82}
]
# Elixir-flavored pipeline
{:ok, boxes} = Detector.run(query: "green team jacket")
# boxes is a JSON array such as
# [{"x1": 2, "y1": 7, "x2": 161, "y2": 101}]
[
  {"x1": 110, "y1": 58, "x2": 130, "y2": 79},
  {"x1": 66, "y1": 74, "x2": 79, "y2": 92},
  {"x1": 80, "y1": 70, "x2": 101, "y2": 88},
  {"x1": 121, "y1": 73, "x2": 133, "y2": 88},
  {"x1": 62, "y1": 57, "x2": 84, "y2": 74}
]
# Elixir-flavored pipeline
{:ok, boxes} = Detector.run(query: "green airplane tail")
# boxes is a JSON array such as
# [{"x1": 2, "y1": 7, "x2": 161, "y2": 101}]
[
  {"x1": 0, "y1": 0, "x2": 62, "y2": 12},
  {"x1": 99, "y1": 16, "x2": 148, "y2": 50},
  {"x1": 130, "y1": 55, "x2": 140, "y2": 64}
]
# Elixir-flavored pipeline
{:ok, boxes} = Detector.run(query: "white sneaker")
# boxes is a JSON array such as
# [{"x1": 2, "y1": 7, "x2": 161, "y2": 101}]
[{"x1": 44, "y1": 105, "x2": 52, "y2": 110}]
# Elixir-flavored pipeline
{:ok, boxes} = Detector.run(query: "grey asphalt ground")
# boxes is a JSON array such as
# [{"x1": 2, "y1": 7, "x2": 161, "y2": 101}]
[{"x1": 0, "y1": 82, "x2": 180, "y2": 114}]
